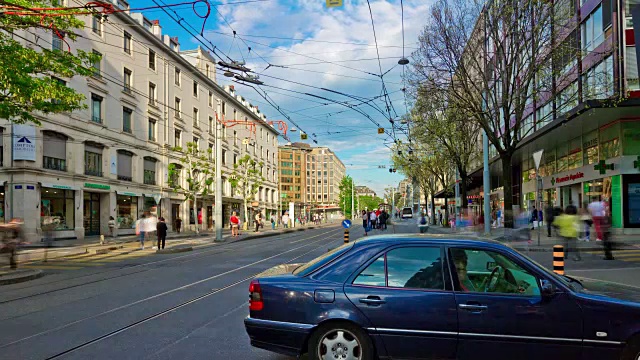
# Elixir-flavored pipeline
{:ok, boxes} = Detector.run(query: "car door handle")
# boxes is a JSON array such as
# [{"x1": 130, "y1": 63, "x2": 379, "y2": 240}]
[
  {"x1": 359, "y1": 297, "x2": 386, "y2": 306},
  {"x1": 459, "y1": 304, "x2": 488, "y2": 312}
]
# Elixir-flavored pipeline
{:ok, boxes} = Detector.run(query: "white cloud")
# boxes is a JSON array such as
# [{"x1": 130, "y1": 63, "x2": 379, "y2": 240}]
[{"x1": 203, "y1": 0, "x2": 430, "y2": 188}]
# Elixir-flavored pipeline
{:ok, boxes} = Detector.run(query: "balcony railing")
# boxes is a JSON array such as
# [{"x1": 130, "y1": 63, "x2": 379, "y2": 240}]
[
  {"x1": 117, "y1": 175, "x2": 132, "y2": 182},
  {"x1": 85, "y1": 168, "x2": 103, "y2": 177},
  {"x1": 144, "y1": 177, "x2": 156, "y2": 185},
  {"x1": 43, "y1": 157, "x2": 66, "y2": 171}
]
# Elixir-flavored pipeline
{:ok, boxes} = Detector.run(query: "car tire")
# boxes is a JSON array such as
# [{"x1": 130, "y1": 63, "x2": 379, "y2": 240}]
[
  {"x1": 622, "y1": 336, "x2": 640, "y2": 360},
  {"x1": 308, "y1": 322, "x2": 374, "y2": 360}
]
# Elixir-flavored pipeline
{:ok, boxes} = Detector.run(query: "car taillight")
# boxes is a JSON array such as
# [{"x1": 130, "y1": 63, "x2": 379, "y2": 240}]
[{"x1": 249, "y1": 280, "x2": 263, "y2": 311}]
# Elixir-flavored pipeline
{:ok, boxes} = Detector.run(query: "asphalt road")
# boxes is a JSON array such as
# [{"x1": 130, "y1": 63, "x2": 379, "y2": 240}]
[{"x1": 1, "y1": 219, "x2": 639, "y2": 360}]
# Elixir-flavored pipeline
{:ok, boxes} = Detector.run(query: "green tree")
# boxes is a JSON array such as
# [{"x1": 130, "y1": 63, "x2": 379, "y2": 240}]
[
  {"x1": 0, "y1": 0, "x2": 100, "y2": 124},
  {"x1": 411, "y1": 91, "x2": 481, "y2": 209},
  {"x1": 168, "y1": 142, "x2": 215, "y2": 234},
  {"x1": 337, "y1": 175, "x2": 354, "y2": 219},
  {"x1": 229, "y1": 154, "x2": 265, "y2": 229},
  {"x1": 410, "y1": 0, "x2": 580, "y2": 227},
  {"x1": 358, "y1": 195, "x2": 385, "y2": 213}
]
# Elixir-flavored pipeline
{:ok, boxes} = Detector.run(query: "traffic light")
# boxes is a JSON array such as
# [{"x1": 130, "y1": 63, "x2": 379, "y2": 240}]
[
  {"x1": 300, "y1": 132, "x2": 307, "y2": 140},
  {"x1": 378, "y1": 127, "x2": 384, "y2": 134}
]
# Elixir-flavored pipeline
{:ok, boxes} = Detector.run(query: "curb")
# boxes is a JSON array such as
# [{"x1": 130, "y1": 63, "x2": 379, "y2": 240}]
[
  {"x1": 95, "y1": 245, "x2": 123, "y2": 255},
  {"x1": 156, "y1": 246, "x2": 193, "y2": 254},
  {"x1": 0, "y1": 269, "x2": 45, "y2": 286}
]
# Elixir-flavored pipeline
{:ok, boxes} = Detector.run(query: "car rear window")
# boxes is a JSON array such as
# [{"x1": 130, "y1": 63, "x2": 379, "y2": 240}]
[{"x1": 292, "y1": 242, "x2": 354, "y2": 276}]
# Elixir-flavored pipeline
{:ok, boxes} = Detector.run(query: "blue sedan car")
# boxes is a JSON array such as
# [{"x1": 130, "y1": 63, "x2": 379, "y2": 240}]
[{"x1": 244, "y1": 235, "x2": 640, "y2": 360}]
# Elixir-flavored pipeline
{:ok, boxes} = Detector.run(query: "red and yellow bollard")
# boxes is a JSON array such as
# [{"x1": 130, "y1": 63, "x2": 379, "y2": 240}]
[{"x1": 553, "y1": 245, "x2": 565, "y2": 275}]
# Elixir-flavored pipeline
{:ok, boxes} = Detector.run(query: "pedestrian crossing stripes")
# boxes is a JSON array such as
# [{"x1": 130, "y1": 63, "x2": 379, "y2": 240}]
[
  {"x1": 3, "y1": 240, "x2": 201, "y2": 272},
  {"x1": 585, "y1": 249, "x2": 640, "y2": 262}
]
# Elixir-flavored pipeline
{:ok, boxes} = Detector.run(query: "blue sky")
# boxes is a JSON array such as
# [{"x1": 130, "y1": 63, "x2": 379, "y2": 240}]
[{"x1": 136, "y1": 0, "x2": 431, "y2": 195}]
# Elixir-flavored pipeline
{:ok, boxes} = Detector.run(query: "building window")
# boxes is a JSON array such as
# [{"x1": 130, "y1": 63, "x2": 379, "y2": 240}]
[
  {"x1": 209, "y1": 116, "x2": 213, "y2": 133},
  {"x1": 221, "y1": 101, "x2": 226, "y2": 115},
  {"x1": 91, "y1": 93, "x2": 102, "y2": 123},
  {"x1": 626, "y1": 46, "x2": 639, "y2": 90},
  {"x1": 581, "y1": 6, "x2": 604, "y2": 55},
  {"x1": 222, "y1": 149, "x2": 227, "y2": 165},
  {"x1": 193, "y1": 107, "x2": 199, "y2": 128},
  {"x1": 92, "y1": 50, "x2": 101, "y2": 77},
  {"x1": 117, "y1": 195, "x2": 138, "y2": 229},
  {"x1": 193, "y1": 80, "x2": 198, "y2": 97},
  {"x1": 144, "y1": 157, "x2": 157, "y2": 185},
  {"x1": 123, "y1": 68, "x2": 132, "y2": 93},
  {"x1": 123, "y1": 31, "x2": 132, "y2": 54},
  {"x1": 175, "y1": 97, "x2": 181, "y2": 118},
  {"x1": 148, "y1": 49, "x2": 156, "y2": 70},
  {"x1": 208, "y1": 91, "x2": 213, "y2": 107},
  {"x1": 175, "y1": 129, "x2": 182, "y2": 148},
  {"x1": 583, "y1": 56, "x2": 614, "y2": 100},
  {"x1": 84, "y1": 143, "x2": 103, "y2": 177},
  {"x1": 175, "y1": 68, "x2": 181, "y2": 86},
  {"x1": 51, "y1": 77, "x2": 65, "y2": 104},
  {"x1": 169, "y1": 164, "x2": 181, "y2": 188},
  {"x1": 92, "y1": 14, "x2": 102, "y2": 35},
  {"x1": 149, "y1": 82, "x2": 156, "y2": 105},
  {"x1": 148, "y1": 118, "x2": 156, "y2": 142},
  {"x1": 117, "y1": 150, "x2": 133, "y2": 181},
  {"x1": 206, "y1": 63, "x2": 210, "y2": 77},
  {"x1": 123, "y1": 107, "x2": 132, "y2": 133},
  {"x1": 41, "y1": 188, "x2": 74, "y2": 231},
  {"x1": 193, "y1": 137, "x2": 200, "y2": 149},
  {"x1": 52, "y1": 30, "x2": 64, "y2": 51},
  {"x1": 43, "y1": 131, "x2": 67, "y2": 171},
  {"x1": 208, "y1": 143, "x2": 214, "y2": 160}
]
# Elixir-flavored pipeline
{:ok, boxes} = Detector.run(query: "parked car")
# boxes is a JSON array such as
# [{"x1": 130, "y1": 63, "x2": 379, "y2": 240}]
[
  {"x1": 401, "y1": 207, "x2": 413, "y2": 219},
  {"x1": 245, "y1": 234, "x2": 640, "y2": 360}
]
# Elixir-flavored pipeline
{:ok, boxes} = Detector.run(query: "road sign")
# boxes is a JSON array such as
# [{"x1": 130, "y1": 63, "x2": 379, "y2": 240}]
[
  {"x1": 533, "y1": 149, "x2": 544, "y2": 170},
  {"x1": 342, "y1": 219, "x2": 352, "y2": 229},
  {"x1": 377, "y1": 127, "x2": 384, "y2": 134}
]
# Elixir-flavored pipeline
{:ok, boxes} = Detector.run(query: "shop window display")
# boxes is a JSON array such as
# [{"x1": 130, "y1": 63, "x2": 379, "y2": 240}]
[
  {"x1": 600, "y1": 122, "x2": 620, "y2": 159},
  {"x1": 41, "y1": 188, "x2": 74, "y2": 230},
  {"x1": 117, "y1": 195, "x2": 138, "y2": 229}
]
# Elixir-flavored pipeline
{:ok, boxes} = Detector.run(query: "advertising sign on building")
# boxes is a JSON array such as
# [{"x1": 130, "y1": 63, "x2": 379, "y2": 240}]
[{"x1": 12, "y1": 124, "x2": 36, "y2": 161}]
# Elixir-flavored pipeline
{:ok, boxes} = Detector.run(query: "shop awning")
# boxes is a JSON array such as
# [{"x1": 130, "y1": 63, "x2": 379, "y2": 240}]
[
  {"x1": 116, "y1": 190, "x2": 142, "y2": 197},
  {"x1": 40, "y1": 182, "x2": 79, "y2": 190}
]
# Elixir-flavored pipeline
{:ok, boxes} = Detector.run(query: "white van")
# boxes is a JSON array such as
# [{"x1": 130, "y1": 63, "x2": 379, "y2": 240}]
[{"x1": 401, "y1": 207, "x2": 413, "y2": 219}]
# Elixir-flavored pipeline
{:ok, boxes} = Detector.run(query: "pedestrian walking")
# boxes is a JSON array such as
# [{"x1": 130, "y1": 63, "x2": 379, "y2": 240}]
[
  {"x1": 1, "y1": 218, "x2": 24, "y2": 269},
  {"x1": 361, "y1": 210, "x2": 369, "y2": 236},
  {"x1": 254, "y1": 212, "x2": 262, "y2": 233},
  {"x1": 145, "y1": 213, "x2": 157, "y2": 246},
  {"x1": 381, "y1": 210, "x2": 388, "y2": 230},
  {"x1": 601, "y1": 214, "x2": 615, "y2": 260},
  {"x1": 270, "y1": 214, "x2": 276, "y2": 230},
  {"x1": 588, "y1": 199, "x2": 606, "y2": 241},
  {"x1": 545, "y1": 205, "x2": 554, "y2": 237},
  {"x1": 530, "y1": 206, "x2": 538, "y2": 230},
  {"x1": 369, "y1": 210, "x2": 377, "y2": 232},
  {"x1": 578, "y1": 206, "x2": 592, "y2": 241},
  {"x1": 156, "y1": 217, "x2": 168, "y2": 249},
  {"x1": 417, "y1": 212, "x2": 429, "y2": 233},
  {"x1": 282, "y1": 213, "x2": 290, "y2": 229},
  {"x1": 136, "y1": 214, "x2": 146, "y2": 249},
  {"x1": 108, "y1": 216, "x2": 116, "y2": 238},
  {"x1": 553, "y1": 206, "x2": 581, "y2": 261},
  {"x1": 175, "y1": 216, "x2": 182, "y2": 233},
  {"x1": 230, "y1": 211, "x2": 240, "y2": 237}
]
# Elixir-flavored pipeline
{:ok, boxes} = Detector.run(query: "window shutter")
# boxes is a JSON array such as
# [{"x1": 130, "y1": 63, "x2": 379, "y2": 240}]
[
  {"x1": 44, "y1": 132, "x2": 66, "y2": 160},
  {"x1": 85, "y1": 143, "x2": 103, "y2": 154},
  {"x1": 117, "y1": 151, "x2": 132, "y2": 177},
  {"x1": 144, "y1": 158, "x2": 156, "y2": 171}
]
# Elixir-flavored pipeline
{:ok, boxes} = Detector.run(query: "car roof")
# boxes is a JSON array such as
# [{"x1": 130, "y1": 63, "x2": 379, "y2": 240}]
[{"x1": 353, "y1": 233, "x2": 505, "y2": 249}]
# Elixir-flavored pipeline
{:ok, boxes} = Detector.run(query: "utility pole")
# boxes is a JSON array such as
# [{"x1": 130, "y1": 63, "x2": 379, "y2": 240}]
[
  {"x1": 483, "y1": 131, "x2": 491, "y2": 234},
  {"x1": 351, "y1": 179, "x2": 354, "y2": 220},
  {"x1": 215, "y1": 111, "x2": 223, "y2": 242}
]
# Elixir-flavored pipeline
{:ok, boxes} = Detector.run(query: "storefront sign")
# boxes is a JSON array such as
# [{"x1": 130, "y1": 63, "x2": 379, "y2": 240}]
[
  {"x1": 27, "y1": 185, "x2": 34, "y2": 190},
  {"x1": 85, "y1": 183, "x2": 110, "y2": 190},
  {"x1": 551, "y1": 172, "x2": 585, "y2": 186},
  {"x1": 14, "y1": 185, "x2": 22, "y2": 189},
  {"x1": 41, "y1": 183, "x2": 75, "y2": 190},
  {"x1": 12, "y1": 124, "x2": 36, "y2": 161}
]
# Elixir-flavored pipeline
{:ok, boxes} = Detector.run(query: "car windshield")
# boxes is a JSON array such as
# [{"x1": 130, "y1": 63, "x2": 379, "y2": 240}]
[
  {"x1": 402, "y1": 208, "x2": 412, "y2": 214},
  {"x1": 506, "y1": 245, "x2": 577, "y2": 291},
  {"x1": 292, "y1": 242, "x2": 353, "y2": 276}
]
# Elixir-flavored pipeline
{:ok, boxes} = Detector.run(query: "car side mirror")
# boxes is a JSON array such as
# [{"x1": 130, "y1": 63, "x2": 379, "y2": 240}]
[{"x1": 540, "y1": 279, "x2": 556, "y2": 299}]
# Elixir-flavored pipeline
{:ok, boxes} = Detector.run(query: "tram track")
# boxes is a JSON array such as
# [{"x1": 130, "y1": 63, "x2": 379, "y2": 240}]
[
  {"x1": 0, "y1": 226, "x2": 341, "y2": 304},
  {"x1": 0, "y1": 226, "x2": 344, "y2": 356}
]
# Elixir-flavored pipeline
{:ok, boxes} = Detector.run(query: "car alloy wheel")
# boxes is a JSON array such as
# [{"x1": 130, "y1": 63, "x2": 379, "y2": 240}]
[{"x1": 317, "y1": 329, "x2": 361, "y2": 360}]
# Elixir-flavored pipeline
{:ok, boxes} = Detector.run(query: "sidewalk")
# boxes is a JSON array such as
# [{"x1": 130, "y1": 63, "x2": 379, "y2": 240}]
[
  {"x1": 11, "y1": 221, "x2": 340, "y2": 266},
  {"x1": 432, "y1": 224, "x2": 640, "y2": 252}
]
